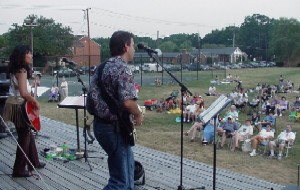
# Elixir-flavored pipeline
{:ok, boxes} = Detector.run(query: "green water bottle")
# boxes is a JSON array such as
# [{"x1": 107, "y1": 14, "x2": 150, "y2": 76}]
[{"x1": 62, "y1": 142, "x2": 68, "y2": 159}]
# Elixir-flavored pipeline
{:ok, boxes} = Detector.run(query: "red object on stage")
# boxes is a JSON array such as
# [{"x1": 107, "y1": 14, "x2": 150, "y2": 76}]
[{"x1": 25, "y1": 101, "x2": 41, "y2": 132}]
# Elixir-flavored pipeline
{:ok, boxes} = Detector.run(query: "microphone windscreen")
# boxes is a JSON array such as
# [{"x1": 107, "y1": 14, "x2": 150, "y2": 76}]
[{"x1": 137, "y1": 43, "x2": 145, "y2": 50}]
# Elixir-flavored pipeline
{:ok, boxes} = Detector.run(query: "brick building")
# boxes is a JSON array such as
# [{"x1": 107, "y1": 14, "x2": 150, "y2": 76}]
[{"x1": 71, "y1": 36, "x2": 101, "y2": 66}]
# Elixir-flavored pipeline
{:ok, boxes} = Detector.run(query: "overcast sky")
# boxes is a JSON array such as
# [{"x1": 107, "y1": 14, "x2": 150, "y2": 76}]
[{"x1": 0, "y1": 0, "x2": 299, "y2": 39}]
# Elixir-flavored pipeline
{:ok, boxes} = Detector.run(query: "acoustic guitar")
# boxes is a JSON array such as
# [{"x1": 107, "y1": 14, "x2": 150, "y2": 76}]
[{"x1": 25, "y1": 76, "x2": 41, "y2": 132}]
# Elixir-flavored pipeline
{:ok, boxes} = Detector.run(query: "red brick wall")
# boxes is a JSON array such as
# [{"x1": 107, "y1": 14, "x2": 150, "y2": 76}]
[{"x1": 72, "y1": 37, "x2": 101, "y2": 66}]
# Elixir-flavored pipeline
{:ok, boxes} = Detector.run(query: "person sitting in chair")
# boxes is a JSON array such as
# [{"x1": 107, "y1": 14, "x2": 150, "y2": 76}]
[
  {"x1": 259, "y1": 112, "x2": 276, "y2": 131},
  {"x1": 223, "y1": 105, "x2": 239, "y2": 122},
  {"x1": 269, "y1": 125, "x2": 295, "y2": 160},
  {"x1": 277, "y1": 96, "x2": 289, "y2": 116},
  {"x1": 48, "y1": 84, "x2": 59, "y2": 102},
  {"x1": 183, "y1": 101, "x2": 197, "y2": 123},
  {"x1": 247, "y1": 125, "x2": 274, "y2": 157},
  {"x1": 184, "y1": 107, "x2": 206, "y2": 141},
  {"x1": 184, "y1": 121, "x2": 204, "y2": 142},
  {"x1": 249, "y1": 96, "x2": 260, "y2": 109},
  {"x1": 231, "y1": 119, "x2": 253, "y2": 151},
  {"x1": 250, "y1": 112, "x2": 261, "y2": 131},
  {"x1": 207, "y1": 86, "x2": 217, "y2": 96},
  {"x1": 266, "y1": 96, "x2": 280, "y2": 116},
  {"x1": 217, "y1": 116, "x2": 239, "y2": 148}
]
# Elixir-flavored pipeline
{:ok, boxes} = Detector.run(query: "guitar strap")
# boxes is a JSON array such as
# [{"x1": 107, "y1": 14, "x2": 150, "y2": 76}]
[
  {"x1": 96, "y1": 61, "x2": 132, "y2": 137},
  {"x1": 97, "y1": 61, "x2": 120, "y2": 116}
]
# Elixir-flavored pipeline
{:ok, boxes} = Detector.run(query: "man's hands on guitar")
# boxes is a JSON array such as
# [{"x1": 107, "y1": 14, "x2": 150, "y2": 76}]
[{"x1": 133, "y1": 113, "x2": 144, "y2": 126}]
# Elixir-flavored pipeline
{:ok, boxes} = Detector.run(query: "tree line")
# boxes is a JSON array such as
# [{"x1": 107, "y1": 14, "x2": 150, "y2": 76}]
[{"x1": 1, "y1": 14, "x2": 300, "y2": 67}]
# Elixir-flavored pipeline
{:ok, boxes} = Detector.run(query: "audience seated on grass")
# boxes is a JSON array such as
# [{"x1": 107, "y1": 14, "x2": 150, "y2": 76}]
[
  {"x1": 229, "y1": 90, "x2": 239, "y2": 99},
  {"x1": 201, "y1": 121, "x2": 215, "y2": 145},
  {"x1": 183, "y1": 101, "x2": 197, "y2": 123},
  {"x1": 207, "y1": 86, "x2": 217, "y2": 96},
  {"x1": 259, "y1": 112, "x2": 276, "y2": 131},
  {"x1": 276, "y1": 96, "x2": 289, "y2": 116},
  {"x1": 250, "y1": 112, "x2": 261, "y2": 131},
  {"x1": 184, "y1": 108, "x2": 206, "y2": 142},
  {"x1": 247, "y1": 125, "x2": 275, "y2": 157},
  {"x1": 181, "y1": 91, "x2": 190, "y2": 108},
  {"x1": 266, "y1": 96, "x2": 280, "y2": 116},
  {"x1": 48, "y1": 84, "x2": 59, "y2": 102},
  {"x1": 226, "y1": 74, "x2": 233, "y2": 82},
  {"x1": 156, "y1": 98, "x2": 166, "y2": 112},
  {"x1": 185, "y1": 121, "x2": 204, "y2": 142},
  {"x1": 269, "y1": 125, "x2": 296, "y2": 160},
  {"x1": 217, "y1": 116, "x2": 239, "y2": 148},
  {"x1": 261, "y1": 92, "x2": 271, "y2": 113},
  {"x1": 223, "y1": 105, "x2": 239, "y2": 122},
  {"x1": 255, "y1": 83, "x2": 262, "y2": 93},
  {"x1": 291, "y1": 96, "x2": 300, "y2": 112},
  {"x1": 192, "y1": 94, "x2": 204, "y2": 109},
  {"x1": 231, "y1": 119, "x2": 253, "y2": 151}
]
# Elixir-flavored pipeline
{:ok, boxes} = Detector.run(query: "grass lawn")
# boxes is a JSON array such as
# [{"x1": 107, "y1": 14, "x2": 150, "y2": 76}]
[{"x1": 40, "y1": 67, "x2": 300, "y2": 186}]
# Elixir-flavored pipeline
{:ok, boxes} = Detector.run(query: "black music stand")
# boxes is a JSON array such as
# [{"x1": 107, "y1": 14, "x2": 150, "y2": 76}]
[
  {"x1": 57, "y1": 96, "x2": 92, "y2": 171},
  {"x1": 198, "y1": 95, "x2": 232, "y2": 190},
  {"x1": 141, "y1": 49, "x2": 204, "y2": 190},
  {"x1": 58, "y1": 96, "x2": 84, "y2": 151}
]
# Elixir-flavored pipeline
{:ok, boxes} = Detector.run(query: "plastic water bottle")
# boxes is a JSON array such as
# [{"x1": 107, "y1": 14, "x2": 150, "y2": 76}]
[{"x1": 62, "y1": 142, "x2": 68, "y2": 159}]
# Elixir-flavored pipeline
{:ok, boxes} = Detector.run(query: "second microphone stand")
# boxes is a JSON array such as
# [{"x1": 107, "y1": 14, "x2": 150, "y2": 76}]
[
  {"x1": 77, "y1": 74, "x2": 92, "y2": 171},
  {"x1": 144, "y1": 50, "x2": 205, "y2": 190}
]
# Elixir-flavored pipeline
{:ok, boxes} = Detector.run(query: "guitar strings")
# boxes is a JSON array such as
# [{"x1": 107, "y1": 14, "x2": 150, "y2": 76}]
[{"x1": 0, "y1": 115, "x2": 51, "y2": 190}]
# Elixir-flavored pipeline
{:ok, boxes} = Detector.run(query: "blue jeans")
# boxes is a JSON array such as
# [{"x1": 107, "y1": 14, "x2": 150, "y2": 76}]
[{"x1": 93, "y1": 121, "x2": 134, "y2": 190}]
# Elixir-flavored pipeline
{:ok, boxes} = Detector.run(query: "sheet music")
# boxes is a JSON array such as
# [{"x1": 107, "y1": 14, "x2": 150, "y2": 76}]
[
  {"x1": 199, "y1": 95, "x2": 232, "y2": 124},
  {"x1": 58, "y1": 96, "x2": 85, "y2": 109}
]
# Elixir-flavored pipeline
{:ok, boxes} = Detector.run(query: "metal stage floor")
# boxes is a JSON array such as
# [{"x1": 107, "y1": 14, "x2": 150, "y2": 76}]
[{"x1": 0, "y1": 116, "x2": 285, "y2": 190}]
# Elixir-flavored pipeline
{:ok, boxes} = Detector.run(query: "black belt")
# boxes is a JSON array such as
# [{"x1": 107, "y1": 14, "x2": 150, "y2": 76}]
[{"x1": 94, "y1": 116, "x2": 116, "y2": 125}]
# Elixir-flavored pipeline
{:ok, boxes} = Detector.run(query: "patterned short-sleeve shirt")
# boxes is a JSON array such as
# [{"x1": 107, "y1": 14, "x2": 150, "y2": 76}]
[{"x1": 90, "y1": 56, "x2": 137, "y2": 120}]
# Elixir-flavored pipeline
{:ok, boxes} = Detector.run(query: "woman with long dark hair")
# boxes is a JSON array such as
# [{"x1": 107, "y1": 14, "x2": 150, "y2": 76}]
[{"x1": 3, "y1": 45, "x2": 45, "y2": 177}]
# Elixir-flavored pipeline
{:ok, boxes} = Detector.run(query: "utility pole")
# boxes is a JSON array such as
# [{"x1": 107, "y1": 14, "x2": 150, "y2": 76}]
[
  {"x1": 23, "y1": 19, "x2": 37, "y2": 67},
  {"x1": 197, "y1": 33, "x2": 201, "y2": 80},
  {"x1": 83, "y1": 8, "x2": 91, "y2": 84}
]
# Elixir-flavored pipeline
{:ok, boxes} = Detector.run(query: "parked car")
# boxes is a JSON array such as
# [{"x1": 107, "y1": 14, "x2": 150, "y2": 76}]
[
  {"x1": 57, "y1": 69, "x2": 77, "y2": 78},
  {"x1": 90, "y1": 65, "x2": 97, "y2": 75},
  {"x1": 127, "y1": 65, "x2": 139, "y2": 73},
  {"x1": 33, "y1": 70, "x2": 42, "y2": 78}
]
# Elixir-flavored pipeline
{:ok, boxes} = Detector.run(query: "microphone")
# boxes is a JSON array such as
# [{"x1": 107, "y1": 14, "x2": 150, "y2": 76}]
[{"x1": 137, "y1": 43, "x2": 158, "y2": 54}]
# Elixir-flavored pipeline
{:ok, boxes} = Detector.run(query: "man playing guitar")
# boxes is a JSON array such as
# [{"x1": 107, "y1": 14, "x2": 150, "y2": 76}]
[{"x1": 91, "y1": 31, "x2": 143, "y2": 189}]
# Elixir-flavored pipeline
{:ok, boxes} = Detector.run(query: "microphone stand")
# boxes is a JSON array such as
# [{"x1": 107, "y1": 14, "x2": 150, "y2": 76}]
[
  {"x1": 77, "y1": 74, "x2": 92, "y2": 171},
  {"x1": 144, "y1": 50, "x2": 205, "y2": 190}
]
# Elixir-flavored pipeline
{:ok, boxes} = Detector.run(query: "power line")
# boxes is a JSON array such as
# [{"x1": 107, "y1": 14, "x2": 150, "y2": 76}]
[{"x1": 92, "y1": 8, "x2": 218, "y2": 28}]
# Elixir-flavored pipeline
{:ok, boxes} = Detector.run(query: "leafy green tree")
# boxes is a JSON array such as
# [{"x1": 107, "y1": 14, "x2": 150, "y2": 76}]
[
  {"x1": 0, "y1": 33, "x2": 10, "y2": 59},
  {"x1": 93, "y1": 37, "x2": 110, "y2": 61},
  {"x1": 238, "y1": 14, "x2": 273, "y2": 61},
  {"x1": 158, "y1": 41, "x2": 178, "y2": 52},
  {"x1": 269, "y1": 18, "x2": 300, "y2": 66},
  {"x1": 4, "y1": 15, "x2": 74, "y2": 66},
  {"x1": 179, "y1": 40, "x2": 192, "y2": 51},
  {"x1": 202, "y1": 26, "x2": 238, "y2": 47},
  {"x1": 134, "y1": 36, "x2": 157, "y2": 49},
  {"x1": 201, "y1": 43, "x2": 226, "y2": 49}
]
